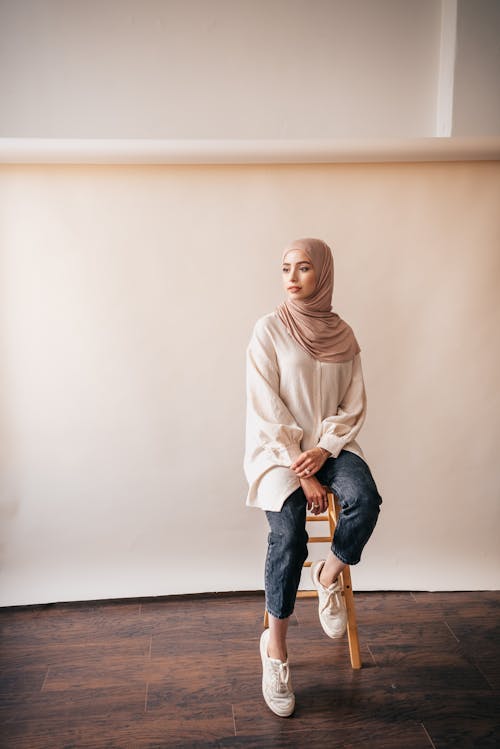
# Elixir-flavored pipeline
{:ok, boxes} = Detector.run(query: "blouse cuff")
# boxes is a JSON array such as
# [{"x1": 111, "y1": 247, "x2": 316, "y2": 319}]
[{"x1": 317, "y1": 434, "x2": 344, "y2": 459}]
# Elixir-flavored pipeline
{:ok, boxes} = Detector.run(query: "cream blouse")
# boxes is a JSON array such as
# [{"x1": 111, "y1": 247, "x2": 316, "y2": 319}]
[{"x1": 243, "y1": 311, "x2": 368, "y2": 512}]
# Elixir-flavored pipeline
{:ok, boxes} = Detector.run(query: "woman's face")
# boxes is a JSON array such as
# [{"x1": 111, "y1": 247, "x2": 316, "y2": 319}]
[{"x1": 282, "y1": 249, "x2": 316, "y2": 300}]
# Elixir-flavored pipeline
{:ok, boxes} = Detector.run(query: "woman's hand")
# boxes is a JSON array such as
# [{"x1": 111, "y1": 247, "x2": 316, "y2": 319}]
[
  {"x1": 291, "y1": 447, "x2": 330, "y2": 479},
  {"x1": 299, "y1": 476, "x2": 329, "y2": 515}
]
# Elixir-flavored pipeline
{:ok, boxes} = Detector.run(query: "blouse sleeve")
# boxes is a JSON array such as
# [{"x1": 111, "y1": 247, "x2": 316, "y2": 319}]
[
  {"x1": 245, "y1": 320, "x2": 304, "y2": 467},
  {"x1": 317, "y1": 353, "x2": 367, "y2": 458}
]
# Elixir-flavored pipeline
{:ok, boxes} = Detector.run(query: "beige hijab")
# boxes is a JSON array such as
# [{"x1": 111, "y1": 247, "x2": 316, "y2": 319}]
[{"x1": 274, "y1": 237, "x2": 361, "y2": 363}]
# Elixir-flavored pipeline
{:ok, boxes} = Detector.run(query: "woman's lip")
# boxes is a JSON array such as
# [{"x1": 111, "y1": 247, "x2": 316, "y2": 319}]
[{"x1": 288, "y1": 287, "x2": 301, "y2": 291}]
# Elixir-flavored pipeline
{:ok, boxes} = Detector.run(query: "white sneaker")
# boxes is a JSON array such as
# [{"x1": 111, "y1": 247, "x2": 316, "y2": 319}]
[
  {"x1": 259, "y1": 628, "x2": 295, "y2": 717},
  {"x1": 311, "y1": 560, "x2": 348, "y2": 639}
]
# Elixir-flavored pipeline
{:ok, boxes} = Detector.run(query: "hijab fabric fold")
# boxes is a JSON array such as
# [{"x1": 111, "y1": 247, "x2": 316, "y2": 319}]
[{"x1": 274, "y1": 237, "x2": 360, "y2": 363}]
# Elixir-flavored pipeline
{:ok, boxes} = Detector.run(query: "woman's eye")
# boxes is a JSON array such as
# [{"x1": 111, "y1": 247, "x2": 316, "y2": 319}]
[{"x1": 300, "y1": 267, "x2": 309, "y2": 272}]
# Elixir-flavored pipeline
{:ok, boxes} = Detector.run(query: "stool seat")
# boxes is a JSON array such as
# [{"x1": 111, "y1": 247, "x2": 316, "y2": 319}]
[{"x1": 263, "y1": 490, "x2": 362, "y2": 669}]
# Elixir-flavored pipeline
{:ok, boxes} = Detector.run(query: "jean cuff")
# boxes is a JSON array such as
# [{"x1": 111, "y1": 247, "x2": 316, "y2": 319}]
[
  {"x1": 265, "y1": 605, "x2": 294, "y2": 620},
  {"x1": 331, "y1": 544, "x2": 360, "y2": 566}
]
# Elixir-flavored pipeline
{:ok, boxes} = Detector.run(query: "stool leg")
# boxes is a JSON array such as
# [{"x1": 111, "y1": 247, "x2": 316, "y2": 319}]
[
  {"x1": 263, "y1": 607, "x2": 269, "y2": 629},
  {"x1": 329, "y1": 492, "x2": 362, "y2": 669},
  {"x1": 340, "y1": 564, "x2": 362, "y2": 669}
]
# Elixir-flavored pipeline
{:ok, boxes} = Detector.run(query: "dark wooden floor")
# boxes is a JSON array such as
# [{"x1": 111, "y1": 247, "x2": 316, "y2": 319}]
[{"x1": 0, "y1": 591, "x2": 499, "y2": 748}]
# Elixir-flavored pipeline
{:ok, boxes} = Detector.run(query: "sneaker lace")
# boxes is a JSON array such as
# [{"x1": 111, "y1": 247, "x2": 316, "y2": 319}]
[
  {"x1": 319, "y1": 586, "x2": 342, "y2": 616},
  {"x1": 270, "y1": 661, "x2": 290, "y2": 695}
]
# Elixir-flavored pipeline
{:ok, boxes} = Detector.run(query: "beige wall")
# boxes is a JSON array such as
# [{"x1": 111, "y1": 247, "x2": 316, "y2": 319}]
[{"x1": 1, "y1": 160, "x2": 499, "y2": 605}]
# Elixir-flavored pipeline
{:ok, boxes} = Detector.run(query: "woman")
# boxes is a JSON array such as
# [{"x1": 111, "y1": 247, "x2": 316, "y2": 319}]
[{"x1": 243, "y1": 237, "x2": 382, "y2": 717}]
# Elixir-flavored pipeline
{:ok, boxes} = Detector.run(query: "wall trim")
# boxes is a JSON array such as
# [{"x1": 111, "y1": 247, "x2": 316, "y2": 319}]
[{"x1": 0, "y1": 137, "x2": 499, "y2": 165}]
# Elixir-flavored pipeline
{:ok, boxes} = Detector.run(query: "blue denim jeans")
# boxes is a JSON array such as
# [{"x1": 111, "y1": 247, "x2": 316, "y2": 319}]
[{"x1": 264, "y1": 449, "x2": 382, "y2": 619}]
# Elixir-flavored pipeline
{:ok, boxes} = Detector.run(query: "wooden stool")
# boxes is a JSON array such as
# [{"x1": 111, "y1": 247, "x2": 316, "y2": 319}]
[{"x1": 263, "y1": 490, "x2": 362, "y2": 669}]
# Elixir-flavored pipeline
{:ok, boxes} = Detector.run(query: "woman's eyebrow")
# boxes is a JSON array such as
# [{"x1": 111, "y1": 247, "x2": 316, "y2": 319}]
[{"x1": 282, "y1": 260, "x2": 311, "y2": 266}]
